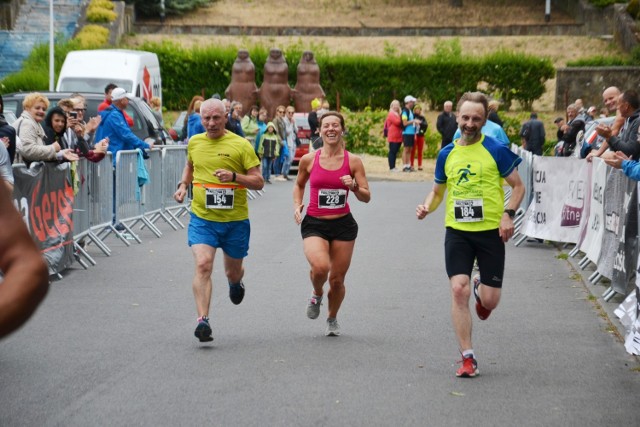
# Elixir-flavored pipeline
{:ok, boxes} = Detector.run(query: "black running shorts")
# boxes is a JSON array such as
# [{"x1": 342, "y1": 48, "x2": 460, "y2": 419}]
[
  {"x1": 444, "y1": 227, "x2": 505, "y2": 288},
  {"x1": 301, "y1": 213, "x2": 358, "y2": 242}
]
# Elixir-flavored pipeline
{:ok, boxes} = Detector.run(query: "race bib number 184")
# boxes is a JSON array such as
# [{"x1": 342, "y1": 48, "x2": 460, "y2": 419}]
[{"x1": 454, "y1": 199, "x2": 484, "y2": 222}]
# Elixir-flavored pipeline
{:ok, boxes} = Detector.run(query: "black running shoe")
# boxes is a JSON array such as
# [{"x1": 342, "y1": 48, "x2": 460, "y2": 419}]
[
  {"x1": 229, "y1": 282, "x2": 245, "y2": 305},
  {"x1": 194, "y1": 316, "x2": 213, "y2": 342}
]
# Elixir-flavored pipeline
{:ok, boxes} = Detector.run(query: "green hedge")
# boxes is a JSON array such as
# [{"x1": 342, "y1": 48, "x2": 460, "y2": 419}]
[{"x1": 137, "y1": 40, "x2": 554, "y2": 111}]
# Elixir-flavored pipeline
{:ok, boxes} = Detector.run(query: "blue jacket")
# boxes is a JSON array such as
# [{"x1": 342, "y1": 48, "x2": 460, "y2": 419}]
[
  {"x1": 453, "y1": 119, "x2": 510, "y2": 148},
  {"x1": 95, "y1": 105, "x2": 150, "y2": 166},
  {"x1": 622, "y1": 159, "x2": 640, "y2": 181},
  {"x1": 187, "y1": 112, "x2": 205, "y2": 140}
]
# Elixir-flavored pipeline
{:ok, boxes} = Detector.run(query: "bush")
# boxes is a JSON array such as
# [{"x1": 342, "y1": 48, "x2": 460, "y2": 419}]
[
  {"x1": 125, "y1": 0, "x2": 214, "y2": 17},
  {"x1": 87, "y1": 5, "x2": 117, "y2": 23},
  {"x1": 0, "y1": 69, "x2": 49, "y2": 93},
  {"x1": 90, "y1": 0, "x2": 115, "y2": 10},
  {"x1": 627, "y1": 0, "x2": 640, "y2": 19},
  {"x1": 74, "y1": 25, "x2": 109, "y2": 49}
]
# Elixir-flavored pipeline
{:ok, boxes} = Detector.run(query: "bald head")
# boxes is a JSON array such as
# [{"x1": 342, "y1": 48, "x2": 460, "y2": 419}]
[
  {"x1": 603, "y1": 86, "x2": 621, "y2": 112},
  {"x1": 200, "y1": 99, "x2": 228, "y2": 139}
]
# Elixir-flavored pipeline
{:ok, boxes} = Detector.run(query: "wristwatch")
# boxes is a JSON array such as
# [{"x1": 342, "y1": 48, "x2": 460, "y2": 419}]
[{"x1": 504, "y1": 209, "x2": 516, "y2": 219}]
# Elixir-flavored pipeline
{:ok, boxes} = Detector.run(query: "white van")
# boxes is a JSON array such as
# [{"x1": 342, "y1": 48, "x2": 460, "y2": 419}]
[{"x1": 56, "y1": 49, "x2": 162, "y2": 102}]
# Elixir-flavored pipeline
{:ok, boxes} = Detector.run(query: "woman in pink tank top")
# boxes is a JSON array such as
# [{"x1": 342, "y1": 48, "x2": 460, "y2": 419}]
[{"x1": 293, "y1": 112, "x2": 371, "y2": 337}]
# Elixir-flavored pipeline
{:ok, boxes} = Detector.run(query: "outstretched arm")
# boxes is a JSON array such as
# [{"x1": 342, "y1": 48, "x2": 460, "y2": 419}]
[{"x1": 416, "y1": 183, "x2": 445, "y2": 219}]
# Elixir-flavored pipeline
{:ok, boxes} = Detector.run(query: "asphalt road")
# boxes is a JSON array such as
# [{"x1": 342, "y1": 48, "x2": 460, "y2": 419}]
[{"x1": 1, "y1": 180, "x2": 638, "y2": 426}]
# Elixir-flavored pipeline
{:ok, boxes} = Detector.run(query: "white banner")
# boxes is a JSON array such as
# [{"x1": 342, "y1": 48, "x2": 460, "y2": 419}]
[
  {"x1": 579, "y1": 158, "x2": 608, "y2": 263},
  {"x1": 522, "y1": 157, "x2": 590, "y2": 244},
  {"x1": 615, "y1": 287, "x2": 640, "y2": 355}
]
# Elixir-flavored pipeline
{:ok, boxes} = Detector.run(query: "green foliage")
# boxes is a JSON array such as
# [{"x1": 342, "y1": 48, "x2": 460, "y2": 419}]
[
  {"x1": 567, "y1": 55, "x2": 640, "y2": 66},
  {"x1": 341, "y1": 108, "x2": 388, "y2": 155},
  {"x1": 628, "y1": 0, "x2": 640, "y2": 18},
  {"x1": 90, "y1": 0, "x2": 115, "y2": 10},
  {"x1": 86, "y1": 5, "x2": 117, "y2": 23},
  {"x1": 501, "y1": 113, "x2": 529, "y2": 145},
  {"x1": 124, "y1": 0, "x2": 214, "y2": 17},
  {"x1": 74, "y1": 25, "x2": 109, "y2": 49},
  {"x1": 587, "y1": 0, "x2": 625, "y2": 7},
  {"x1": 0, "y1": 69, "x2": 49, "y2": 93},
  {"x1": 480, "y1": 50, "x2": 555, "y2": 111}
]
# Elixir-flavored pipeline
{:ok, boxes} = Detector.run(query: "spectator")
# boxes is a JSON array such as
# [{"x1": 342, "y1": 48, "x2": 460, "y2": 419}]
[
  {"x1": 253, "y1": 108, "x2": 268, "y2": 154},
  {"x1": 553, "y1": 117, "x2": 565, "y2": 156},
  {"x1": 436, "y1": 100, "x2": 457, "y2": 149},
  {"x1": 487, "y1": 99, "x2": 503, "y2": 127},
  {"x1": 587, "y1": 88, "x2": 636, "y2": 161},
  {"x1": 149, "y1": 96, "x2": 163, "y2": 125},
  {"x1": 12, "y1": 93, "x2": 77, "y2": 166},
  {"x1": 273, "y1": 105, "x2": 287, "y2": 179},
  {"x1": 275, "y1": 105, "x2": 297, "y2": 181},
  {"x1": 184, "y1": 95, "x2": 205, "y2": 141},
  {"x1": 0, "y1": 182, "x2": 49, "y2": 340},
  {"x1": 95, "y1": 88, "x2": 153, "y2": 166},
  {"x1": 241, "y1": 104, "x2": 260, "y2": 145},
  {"x1": 257, "y1": 121, "x2": 280, "y2": 184},
  {"x1": 556, "y1": 103, "x2": 585, "y2": 157},
  {"x1": 98, "y1": 83, "x2": 134, "y2": 127},
  {"x1": 585, "y1": 106, "x2": 597, "y2": 123},
  {"x1": 71, "y1": 96, "x2": 101, "y2": 148},
  {"x1": 0, "y1": 94, "x2": 17, "y2": 164},
  {"x1": 0, "y1": 141, "x2": 13, "y2": 191},
  {"x1": 411, "y1": 104, "x2": 428, "y2": 171},
  {"x1": 226, "y1": 101, "x2": 245, "y2": 137},
  {"x1": 519, "y1": 112, "x2": 546, "y2": 156},
  {"x1": 44, "y1": 106, "x2": 107, "y2": 163},
  {"x1": 590, "y1": 90, "x2": 640, "y2": 160},
  {"x1": 604, "y1": 151, "x2": 640, "y2": 180},
  {"x1": 401, "y1": 95, "x2": 419, "y2": 172},
  {"x1": 308, "y1": 97, "x2": 321, "y2": 141},
  {"x1": 385, "y1": 100, "x2": 403, "y2": 171}
]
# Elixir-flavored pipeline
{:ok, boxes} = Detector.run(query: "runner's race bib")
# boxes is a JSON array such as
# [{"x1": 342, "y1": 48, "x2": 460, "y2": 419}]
[
  {"x1": 318, "y1": 189, "x2": 347, "y2": 209},
  {"x1": 454, "y1": 199, "x2": 484, "y2": 222},
  {"x1": 206, "y1": 188, "x2": 234, "y2": 209}
]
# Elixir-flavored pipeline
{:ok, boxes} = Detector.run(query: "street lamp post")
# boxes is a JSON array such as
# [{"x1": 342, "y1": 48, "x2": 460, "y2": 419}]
[{"x1": 49, "y1": 0, "x2": 54, "y2": 91}]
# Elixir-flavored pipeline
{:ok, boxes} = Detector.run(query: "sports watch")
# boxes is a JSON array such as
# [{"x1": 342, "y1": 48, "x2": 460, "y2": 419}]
[{"x1": 504, "y1": 209, "x2": 516, "y2": 219}]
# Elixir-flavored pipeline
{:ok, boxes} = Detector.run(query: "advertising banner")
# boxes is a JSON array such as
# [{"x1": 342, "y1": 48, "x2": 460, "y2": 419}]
[
  {"x1": 522, "y1": 157, "x2": 590, "y2": 243},
  {"x1": 12, "y1": 163, "x2": 75, "y2": 276}
]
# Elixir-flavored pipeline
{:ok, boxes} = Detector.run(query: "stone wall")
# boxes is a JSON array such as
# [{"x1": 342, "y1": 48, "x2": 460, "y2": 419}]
[
  {"x1": 555, "y1": 67, "x2": 640, "y2": 110},
  {"x1": 614, "y1": 4, "x2": 639, "y2": 53}
]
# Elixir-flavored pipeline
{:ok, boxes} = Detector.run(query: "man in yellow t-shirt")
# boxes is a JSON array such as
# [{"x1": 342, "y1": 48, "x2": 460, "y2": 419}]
[
  {"x1": 174, "y1": 98, "x2": 263, "y2": 343},
  {"x1": 416, "y1": 92, "x2": 524, "y2": 378}
]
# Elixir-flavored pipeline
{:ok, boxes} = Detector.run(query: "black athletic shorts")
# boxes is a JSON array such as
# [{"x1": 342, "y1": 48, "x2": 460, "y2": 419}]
[
  {"x1": 444, "y1": 227, "x2": 505, "y2": 288},
  {"x1": 402, "y1": 134, "x2": 415, "y2": 147},
  {"x1": 301, "y1": 213, "x2": 358, "y2": 242}
]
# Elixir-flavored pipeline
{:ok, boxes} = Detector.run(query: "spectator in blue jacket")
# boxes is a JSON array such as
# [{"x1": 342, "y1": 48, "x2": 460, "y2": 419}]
[
  {"x1": 453, "y1": 117, "x2": 510, "y2": 148},
  {"x1": 95, "y1": 88, "x2": 154, "y2": 166},
  {"x1": 603, "y1": 151, "x2": 640, "y2": 181}
]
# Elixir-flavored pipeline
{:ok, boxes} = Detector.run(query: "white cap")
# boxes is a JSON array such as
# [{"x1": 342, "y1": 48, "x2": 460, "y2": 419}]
[
  {"x1": 111, "y1": 87, "x2": 132, "y2": 101},
  {"x1": 404, "y1": 95, "x2": 417, "y2": 103}
]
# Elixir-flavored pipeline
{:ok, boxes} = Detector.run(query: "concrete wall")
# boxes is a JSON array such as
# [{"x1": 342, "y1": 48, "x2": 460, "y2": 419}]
[
  {"x1": 555, "y1": 67, "x2": 640, "y2": 110},
  {"x1": 552, "y1": 0, "x2": 615, "y2": 35}
]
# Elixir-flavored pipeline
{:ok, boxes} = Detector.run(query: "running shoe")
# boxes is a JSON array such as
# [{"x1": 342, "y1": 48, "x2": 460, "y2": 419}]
[
  {"x1": 194, "y1": 316, "x2": 213, "y2": 342},
  {"x1": 473, "y1": 274, "x2": 492, "y2": 320},
  {"x1": 325, "y1": 318, "x2": 340, "y2": 336},
  {"x1": 229, "y1": 282, "x2": 245, "y2": 305},
  {"x1": 306, "y1": 294, "x2": 322, "y2": 319},
  {"x1": 456, "y1": 355, "x2": 479, "y2": 378}
]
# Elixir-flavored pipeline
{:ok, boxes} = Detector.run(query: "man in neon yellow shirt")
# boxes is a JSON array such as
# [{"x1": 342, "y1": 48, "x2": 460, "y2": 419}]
[
  {"x1": 174, "y1": 98, "x2": 263, "y2": 343},
  {"x1": 416, "y1": 92, "x2": 524, "y2": 378}
]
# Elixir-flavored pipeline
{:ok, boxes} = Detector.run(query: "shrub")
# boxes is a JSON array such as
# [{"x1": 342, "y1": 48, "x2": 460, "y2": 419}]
[
  {"x1": 87, "y1": 5, "x2": 117, "y2": 23},
  {"x1": 627, "y1": 0, "x2": 640, "y2": 19},
  {"x1": 125, "y1": 0, "x2": 214, "y2": 17},
  {"x1": 74, "y1": 25, "x2": 109, "y2": 49},
  {"x1": 90, "y1": 0, "x2": 115, "y2": 10},
  {"x1": 0, "y1": 69, "x2": 49, "y2": 93}
]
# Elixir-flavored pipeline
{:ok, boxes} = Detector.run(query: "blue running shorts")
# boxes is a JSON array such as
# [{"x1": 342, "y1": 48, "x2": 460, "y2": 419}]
[{"x1": 188, "y1": 213, "x2": 250, "y2": 259}]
